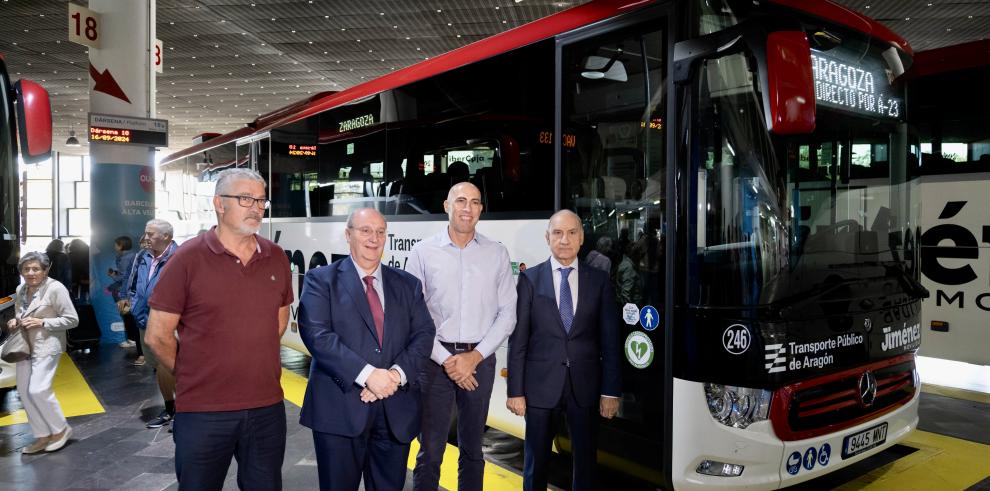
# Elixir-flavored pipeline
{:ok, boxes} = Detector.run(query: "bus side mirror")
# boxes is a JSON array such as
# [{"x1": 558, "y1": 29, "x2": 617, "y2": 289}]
[
  {"x1": 14, "y1": 79, "x2": 53, "y2": 164},
  {"x1": 766, "y1": 32, "x2": 816, "y2": 134}
]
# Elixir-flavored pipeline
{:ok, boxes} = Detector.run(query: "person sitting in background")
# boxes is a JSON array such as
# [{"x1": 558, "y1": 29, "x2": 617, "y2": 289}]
[
  {"x1": 44, "y1": 239, "x2": 72, "y2": 288},
  {"x1": 6, "y1": 251, "x2": 79, "y2": 454}
]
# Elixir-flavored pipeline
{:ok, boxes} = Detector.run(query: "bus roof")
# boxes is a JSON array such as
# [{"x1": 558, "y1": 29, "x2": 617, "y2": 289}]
[
  {"x1": 769, "y1": 0, "x2": 912, "y2": 56},
  {"x1": 162, "y1": 0, "x2": 910, "y2": 166},
  {"x1": 911, "y1": 39, "x2": 990, "y2": 79}
]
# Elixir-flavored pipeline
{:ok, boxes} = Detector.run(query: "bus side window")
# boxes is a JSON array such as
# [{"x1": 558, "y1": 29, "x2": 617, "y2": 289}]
[
  {"x1": 385, "y1": 40, "x2": 555, "y2": 216},
  {"x1": 269, "y1": 116, "x2": 320, "y2": 218},
  {"x1": 315, "y1": 128, "x2": 387, "y2": 217}
]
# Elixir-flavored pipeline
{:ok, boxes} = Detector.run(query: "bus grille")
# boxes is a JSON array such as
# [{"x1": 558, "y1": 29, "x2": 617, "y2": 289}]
[{"x1": 770, "y1": 353, "x2": 917, "y2": 441}]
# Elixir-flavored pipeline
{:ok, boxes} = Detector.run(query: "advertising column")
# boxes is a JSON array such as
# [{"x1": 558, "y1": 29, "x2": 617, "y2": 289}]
[{"x1": 86, "y1": 0, "x2": 157, "y2": 341}]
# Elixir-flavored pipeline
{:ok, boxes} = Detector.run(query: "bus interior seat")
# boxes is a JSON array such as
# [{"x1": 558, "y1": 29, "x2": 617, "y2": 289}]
[
  {"x1": 641, "y1": 176, "x2": 662, "y2": 201},
  {"x1": 472, "y1": 167, "x2": 501, "y2": 210},
  {"x1": 448, "y1": 161, "x2": 470, "y2": 184},
  {"x1": 423, "y1": 171, "x2": 449, "y2": 212},
  {"x1": 600, "y1": 175, "x2": 627, "y2": 200},
  {"x1": 309, "y1": 184, "x2": 332, "y2": 217},
  {"x1": 628, "y1": 178, "x2": 645, "y2": 200},
  {"x1": 348, "y1": 168, "x2": 378, "y2": 198},
  {"x1": 397, "y1": 163, "x2": 433, "y2": 214}
]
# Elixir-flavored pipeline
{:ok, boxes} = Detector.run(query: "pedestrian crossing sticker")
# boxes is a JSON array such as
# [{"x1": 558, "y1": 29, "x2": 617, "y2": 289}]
[{"x1": 639, "y1": 305, "x2": 658, "y2": 331}]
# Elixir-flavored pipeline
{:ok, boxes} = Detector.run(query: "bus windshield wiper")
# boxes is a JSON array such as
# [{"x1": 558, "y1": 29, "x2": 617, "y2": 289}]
[{"x1": 883, "y1": 262, "x2": 930, "y2": 301}]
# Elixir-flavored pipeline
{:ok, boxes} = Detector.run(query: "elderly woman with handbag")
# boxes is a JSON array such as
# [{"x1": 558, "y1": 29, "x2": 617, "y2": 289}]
[{"x1": 3, "y1": 251, "x2": 79, "y2": 454}]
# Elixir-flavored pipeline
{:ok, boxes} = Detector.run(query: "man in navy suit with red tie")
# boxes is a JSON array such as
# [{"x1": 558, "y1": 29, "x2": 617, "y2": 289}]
[
  {"x1": 298, "y1": 208, "x2": 436, "y2": 491},
  {"x1": 507, "y1": 210, "x2": 622, "y2": 491}
]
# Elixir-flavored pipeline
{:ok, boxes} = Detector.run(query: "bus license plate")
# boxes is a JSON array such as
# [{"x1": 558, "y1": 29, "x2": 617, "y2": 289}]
[{"x1": 841, "y1": 422, "x2": 888, "y2": 459}]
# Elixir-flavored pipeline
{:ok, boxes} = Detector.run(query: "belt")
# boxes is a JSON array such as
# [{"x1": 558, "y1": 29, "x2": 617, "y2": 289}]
[{"x1": 440, "y1": 341, "x2": 478, "y2": 353}]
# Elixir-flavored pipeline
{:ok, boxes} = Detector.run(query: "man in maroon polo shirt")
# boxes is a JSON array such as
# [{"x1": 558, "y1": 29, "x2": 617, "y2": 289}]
[{"x1": 145, "y1": 168, "x2": 293, "y2": 491}]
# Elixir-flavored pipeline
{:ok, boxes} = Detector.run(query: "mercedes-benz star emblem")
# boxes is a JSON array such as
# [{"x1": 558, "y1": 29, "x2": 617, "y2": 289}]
[{"x1": 858, "y1": 370, "x2": 878, "y2": 407}]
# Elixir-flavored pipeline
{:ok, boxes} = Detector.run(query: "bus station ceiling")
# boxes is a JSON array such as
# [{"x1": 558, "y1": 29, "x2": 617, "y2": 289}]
[{"x1": 0, "y1": 0, "x2": 988, "y2": 156}]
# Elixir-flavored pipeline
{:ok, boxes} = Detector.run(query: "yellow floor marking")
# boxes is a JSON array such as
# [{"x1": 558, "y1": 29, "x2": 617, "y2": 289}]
[
  {"x1": 280, "y1": 367, "x2": 308, "y2": 407},
  {"x1": 835, "y1": 430, "x2": 990, "y2": 490},
  {"x1": 922, "y1": 383, "x2": 990, "y2": 405},
  {"x1": 407, "y1": 438, "x2": 527, "y2": 491},
  {"x1": 0, "y1": 353, "x2": 105, "y2": 427},
  {"x1": 281, "y1": 369, "x2": 528, "y2": 490}
]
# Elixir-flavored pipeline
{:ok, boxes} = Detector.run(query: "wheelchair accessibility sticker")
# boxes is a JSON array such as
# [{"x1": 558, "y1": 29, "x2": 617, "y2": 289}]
[{"x1": 786, "y1": 443, "x2": 831, "y2": 476}]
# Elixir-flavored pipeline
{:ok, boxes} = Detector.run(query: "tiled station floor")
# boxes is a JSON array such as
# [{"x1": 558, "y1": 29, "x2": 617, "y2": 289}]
[{"x1": 1, "y1": 345, "x2": 988, "y2": 490}]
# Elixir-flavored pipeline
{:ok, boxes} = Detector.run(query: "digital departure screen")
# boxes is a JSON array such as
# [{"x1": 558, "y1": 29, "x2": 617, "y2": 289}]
[
  {"x1": 89, "y1": 126, "x2": 167, "y2": 146},
  {"x1": 810, "y1": 49, "x2": 902, "y2": 120},
  {"x1": 88, "y1": 113, "x2": 169, "y2": 147},
  {"x1": 538, "y1": 131, "x2": 577, "y2": 148},
  {"x1": 288, "y1": 144, "x2": 317, "y2": 157}
]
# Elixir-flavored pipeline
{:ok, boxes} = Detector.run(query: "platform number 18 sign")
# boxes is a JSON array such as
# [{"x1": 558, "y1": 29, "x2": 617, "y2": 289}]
[
  {"x1": 68, "y1": 3, "x2": 101, "y2": 49},
  {"x1": 154, "y1": 39, "x2": 163, "y2": 74}
]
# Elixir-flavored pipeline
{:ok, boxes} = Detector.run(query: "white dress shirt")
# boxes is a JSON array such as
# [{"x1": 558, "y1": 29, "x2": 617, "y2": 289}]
[{"x1": 549, "y1": 255, "x2": 579, "y2": 315}]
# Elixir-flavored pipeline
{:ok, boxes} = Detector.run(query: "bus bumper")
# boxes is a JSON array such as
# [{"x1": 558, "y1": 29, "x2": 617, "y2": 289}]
[{"x1": 671, "y1": 378, "x2": 920, "y2": 490}]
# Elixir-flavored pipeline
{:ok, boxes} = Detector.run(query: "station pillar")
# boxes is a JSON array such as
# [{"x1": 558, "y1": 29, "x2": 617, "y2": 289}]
[{"x1": 87, "y1": 0, "x2": 156, "y2": 341}]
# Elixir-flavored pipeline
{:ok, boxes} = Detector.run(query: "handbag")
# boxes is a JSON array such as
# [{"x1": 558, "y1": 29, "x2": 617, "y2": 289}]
[{"x1": 1, "y1": 325, "x2": 32, "y2": 363}]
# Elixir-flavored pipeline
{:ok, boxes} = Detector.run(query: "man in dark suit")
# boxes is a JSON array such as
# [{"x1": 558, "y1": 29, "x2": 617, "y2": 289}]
[
  {"x1": 298, "y1": 208, "x2": 436, "y2": 491},
  {"x1": 507, "y1": 209, "x2": 622, "y2": 491}
]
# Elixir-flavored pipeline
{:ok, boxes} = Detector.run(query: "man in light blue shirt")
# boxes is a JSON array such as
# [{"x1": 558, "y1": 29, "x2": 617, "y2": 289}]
[{"x1": 409, "y1": 182, "x2": 517, "y2": 491}]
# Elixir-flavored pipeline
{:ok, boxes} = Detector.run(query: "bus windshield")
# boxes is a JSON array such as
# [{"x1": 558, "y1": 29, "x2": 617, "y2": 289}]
[{"x1": 691, "y1": 41, "x2": 920, "y2": 312}]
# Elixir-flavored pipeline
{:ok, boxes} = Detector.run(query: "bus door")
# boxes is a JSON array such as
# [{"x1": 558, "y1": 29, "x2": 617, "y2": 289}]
[{"x1": 557, "y1": 10, "x2": 669, "y2": 485}]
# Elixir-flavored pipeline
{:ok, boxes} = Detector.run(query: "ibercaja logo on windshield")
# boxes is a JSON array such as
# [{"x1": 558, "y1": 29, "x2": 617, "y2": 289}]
[{"x1": 922, "y1": 201, "x2": 990, "y2": 312}]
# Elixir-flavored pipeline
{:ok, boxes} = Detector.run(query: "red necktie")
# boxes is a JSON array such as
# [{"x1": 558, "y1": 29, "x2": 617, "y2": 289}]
[{"x1": 364, "y1": 276, "x2": 384, "y2": 347}]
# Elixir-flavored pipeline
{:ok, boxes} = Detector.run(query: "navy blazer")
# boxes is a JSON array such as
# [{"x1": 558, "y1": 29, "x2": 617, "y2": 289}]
[
  {"x1": 508, "y1": 259, "x2": 621, "y2": 409},
  {"x1": 298, "y1": 257, "x2": 436, "y2": 442}
]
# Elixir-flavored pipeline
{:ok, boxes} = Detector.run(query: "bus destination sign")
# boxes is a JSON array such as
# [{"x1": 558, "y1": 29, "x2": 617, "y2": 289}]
[
  {"x1": 88, "y1": 113, "x2": 169, "y2": 147},
  {"x1": 810, "y1": 50, "x2": 902, "y2": 120},
  {"x1": 288, "y1": 144, "x2": 317, "y2": 157}
]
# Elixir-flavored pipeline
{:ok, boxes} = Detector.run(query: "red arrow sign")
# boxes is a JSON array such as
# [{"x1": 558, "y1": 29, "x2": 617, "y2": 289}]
[{"x1": 89, "y1": 63, "x2": 131, "y2": 103}]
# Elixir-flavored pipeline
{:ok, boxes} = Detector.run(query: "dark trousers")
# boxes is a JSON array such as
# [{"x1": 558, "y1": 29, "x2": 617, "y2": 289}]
[
  {"x1": 523, "y1": 375, "x2": 597, "y2": 491},
  {"x1": 173, "y1": 401, "x2": 286, "y2": 491},
  {"x1": 413, "y1": 354, "x2": 496, "y2": 491},
  {"x1": 312, "y1": 403, "x2": 410, "y2": 491},
  {"x1": 122, "y1": 312, "x2": 143, "y2": 356}
]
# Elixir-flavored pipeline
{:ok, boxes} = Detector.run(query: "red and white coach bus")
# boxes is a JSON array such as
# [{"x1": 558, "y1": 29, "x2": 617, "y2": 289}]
[
  {"x1": 0, "y1": 54, "x2": 54, "y2": 386},
  {"x1": 159, "y1": 0, "x2": 925, "y2": 488}
]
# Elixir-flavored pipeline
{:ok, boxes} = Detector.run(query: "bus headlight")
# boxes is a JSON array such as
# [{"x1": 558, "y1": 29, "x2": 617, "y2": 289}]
[{"x1": 704, "y1": 383, "x2": 771, "y2": 429}]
